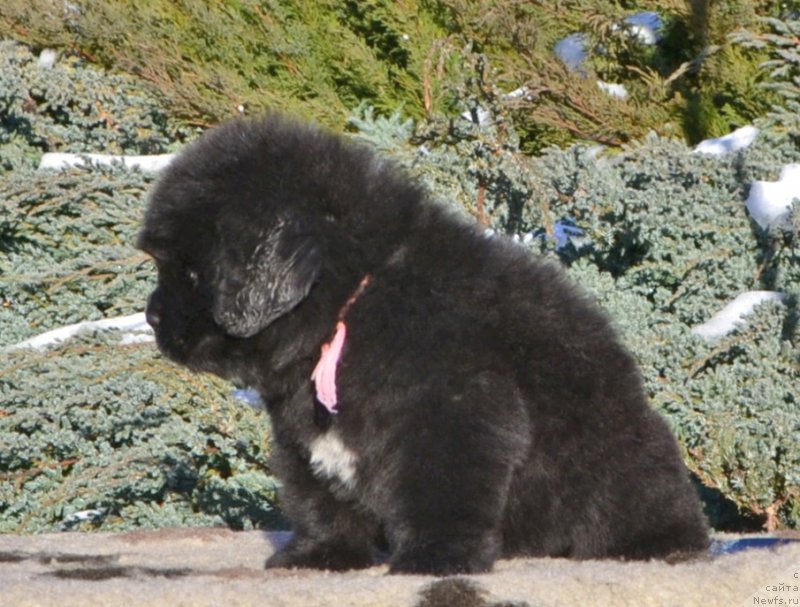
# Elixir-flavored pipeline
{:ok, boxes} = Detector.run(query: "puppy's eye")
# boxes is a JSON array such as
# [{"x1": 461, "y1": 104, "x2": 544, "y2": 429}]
[{"x1": 186, "y1": 269, "x2": 199, "y2": 288}]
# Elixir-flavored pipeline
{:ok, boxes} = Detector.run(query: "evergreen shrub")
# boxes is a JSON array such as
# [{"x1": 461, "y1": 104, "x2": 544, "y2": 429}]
[
  {"x1": 1, "y1": 34, "x2": 798, "y2": 534},
  {"x1": 1, "y1": 42, "x2": 280, "y2": 533},
  {"x1": 1, "y1": 335, "x2": 282, "y2": 533},
  {"x1": 0, "y1": 41, "x2": 190, "y2": 174},
  {"x1": 0, "y1": 1, "x2": 791, "y2": 149}
]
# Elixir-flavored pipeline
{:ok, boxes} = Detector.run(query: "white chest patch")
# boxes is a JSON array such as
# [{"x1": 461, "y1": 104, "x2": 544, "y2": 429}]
[{"x1": 309, "y1": 432, "x2": 358, "y2": 489}]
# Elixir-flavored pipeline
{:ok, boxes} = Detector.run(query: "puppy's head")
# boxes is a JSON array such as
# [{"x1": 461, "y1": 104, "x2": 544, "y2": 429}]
[{"x1": 137, "y1": 117, "x2": 328, "y2": 373}]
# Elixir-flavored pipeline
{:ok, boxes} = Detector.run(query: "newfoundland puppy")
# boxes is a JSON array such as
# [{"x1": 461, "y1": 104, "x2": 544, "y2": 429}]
[{"x1": 137, "y1": 114, "x2": 708, "y2": 575}]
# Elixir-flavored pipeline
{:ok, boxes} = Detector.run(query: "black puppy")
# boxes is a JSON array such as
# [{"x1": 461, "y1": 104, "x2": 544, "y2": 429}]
[{"x1": 137, "y1": 114, "x2": 709, "y2": 575}]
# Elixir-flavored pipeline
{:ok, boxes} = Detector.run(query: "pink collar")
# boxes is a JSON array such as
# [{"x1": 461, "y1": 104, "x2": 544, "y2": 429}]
[{"x1": 311, "y1": 275, "x2": 371, "y2": 413}]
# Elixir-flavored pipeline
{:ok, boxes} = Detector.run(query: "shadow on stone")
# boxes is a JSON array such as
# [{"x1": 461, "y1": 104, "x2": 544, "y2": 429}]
[
  {"x1": 415, "y1": 578, "x2": 530, "y2": 607},
  {"x1": 45, "y1": 566, "x2": 192, "y2": 581}
]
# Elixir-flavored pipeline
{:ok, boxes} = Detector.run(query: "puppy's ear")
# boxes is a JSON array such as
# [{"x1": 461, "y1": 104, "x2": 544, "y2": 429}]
[{"x1": 212, "y1": 215, "x2": 322, "y2": 338}]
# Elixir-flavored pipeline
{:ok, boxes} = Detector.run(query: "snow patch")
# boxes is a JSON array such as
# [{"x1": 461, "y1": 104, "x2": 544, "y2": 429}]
[
  {"x1": 119, "y1": 333, "x2": 156, "y2": 346},
  {"x1": 460, "y1": 87, "x2": 535, "y2": 125},
  {"x1": 39, "y1": 153, "x2": 175, "y2": 172},
  {"x1": 692, "y1": 291, "x2": 787, "y2": 342},
  {"x1": 746, "y1": 164, "x2": 800, "y2": 230},
  {"x1": 597, "y1": 81, "x2": 628, "y2": 99},
  {"x1": 695, "y1": 126, "x2": 798, "y2": 231},
  {"x1": 60, "y1": 509, "x2": 106, "y2": 530},
  {"x1": 460, "y1": 106, "x2": 491, "y2": 126},
  {"x1": 37, "y1": 49, "x2": 58, "y2": 69},
  {"x1": 9, "y1": 312, "x2": 153, "y2": 351},
  {"x1": 694, "y1": 126, "x2": 759, "y2": 156},
  {"x1": 504, "y1": 86, "x2": 532, "y2": 101}
]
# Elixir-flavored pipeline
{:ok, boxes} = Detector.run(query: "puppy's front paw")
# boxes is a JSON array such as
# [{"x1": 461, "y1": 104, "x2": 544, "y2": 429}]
[{"x1": 265, "y1": 540, "x2": 374, "y2": 572}]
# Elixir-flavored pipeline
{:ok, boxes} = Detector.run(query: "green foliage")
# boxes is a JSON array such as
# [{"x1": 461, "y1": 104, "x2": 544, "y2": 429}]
[
  {"x1": 0, "y1": 0, "x2": 792, "y2": 151},
  {"x1": 731, "y1": 15, "x2": 800, "y2": 134},
  {"x1": 0, "y1": 42, "x2": 196, "y2": 344},
  {"x1": 672, "y1": 0, "x2": 784, "y2": 142},
  {"x1": 1, "y1": 335, "x2": 282, "y2": 533},
  {"x1": 0, "y1": 40, "x2": 191, "y2": 173},
  {"x1": 0, "y1": 41, "x2": 281, "y2": 534},
  {"x1": 0, "y1": 0, "x2": 451, "y2": 127},
  {"x1": 2, "y1": 8, "x2": 800, "y2": 535},
  {"x1": 423, "y1": 1, "x2": 681, "y2": 150},
  {"x1": 0, "y1": 162, "x2": 155, "y2": 346}
]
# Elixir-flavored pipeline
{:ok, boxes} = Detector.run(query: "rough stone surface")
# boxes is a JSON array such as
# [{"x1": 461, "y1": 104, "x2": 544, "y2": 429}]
[{"x1": 1, "y1": 529, "x2": 799, "y2": 606}]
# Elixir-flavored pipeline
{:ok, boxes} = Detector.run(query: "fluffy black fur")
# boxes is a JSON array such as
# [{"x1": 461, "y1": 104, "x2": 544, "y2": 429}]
[{"x1": 137, "y1": 114, "x2": 709, "y2": 575}]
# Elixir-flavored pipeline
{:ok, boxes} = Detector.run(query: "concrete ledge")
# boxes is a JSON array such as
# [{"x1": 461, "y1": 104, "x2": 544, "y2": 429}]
[{"x1": 1, "y1": 528, "x2": 798, "y2": 606}]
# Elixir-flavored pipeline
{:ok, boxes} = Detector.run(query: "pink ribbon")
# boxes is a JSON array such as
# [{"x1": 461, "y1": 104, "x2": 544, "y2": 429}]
[{"x1": 311, "y1": 321, "x2": 347, "y2": 413}]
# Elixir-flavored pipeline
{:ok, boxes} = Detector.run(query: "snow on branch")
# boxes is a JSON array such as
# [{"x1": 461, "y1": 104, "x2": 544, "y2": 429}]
[{"x1": 39, "y1": 153, "x2": 175, "y2": 172}]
